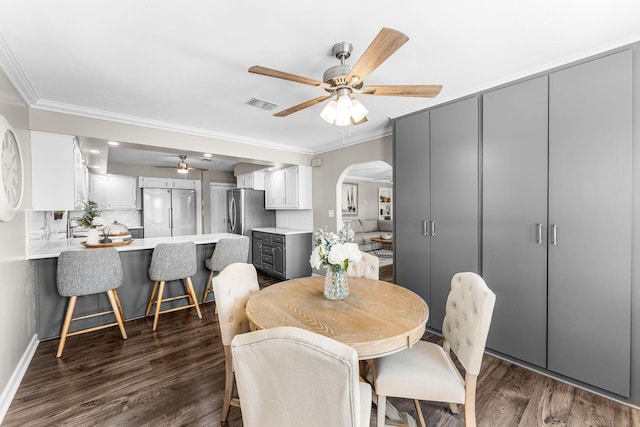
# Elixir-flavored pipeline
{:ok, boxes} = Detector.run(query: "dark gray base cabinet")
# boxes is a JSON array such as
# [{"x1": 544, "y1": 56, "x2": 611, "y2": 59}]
[{"x1": 252, "y1": 231, "x2": 311, "y2": 280}]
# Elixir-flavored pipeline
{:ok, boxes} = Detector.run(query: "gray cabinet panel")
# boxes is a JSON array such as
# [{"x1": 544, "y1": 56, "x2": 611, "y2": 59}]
[
  {"x1": 429, "y1": 97, "x2": 480, "y2": 330},
  {"x1": 482, "y1": 76, "x2": 549, "y2": 367},
  {"x1": 548, "y1": 50, "x2": 632, "y2": 396},
  {"x1": 252, "y1": 231, "x2": 311, "y2": 280},
  {"x1": 393, "y1": 112, "x2": 431, "y2": 304}
]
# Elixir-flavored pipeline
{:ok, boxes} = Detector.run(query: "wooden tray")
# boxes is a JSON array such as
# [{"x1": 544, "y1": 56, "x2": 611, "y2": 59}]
[{"x1": 81, "y1": 239, "x2": 134, "y2": 248}]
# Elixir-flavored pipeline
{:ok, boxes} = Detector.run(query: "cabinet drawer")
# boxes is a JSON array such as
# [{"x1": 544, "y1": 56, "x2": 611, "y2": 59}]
[
  {"x1": 272, "y1": 234, "x2": 285, "y2": 243},
  {"x1": 261, "y1": 263, "x2": 274, "y2": 274},
  {"x1": 262, "y1": 245, "x2": 273, "y2": 255},
  {"x1": 262, "y1": 254, "x2": 273, "y2": 264},
  {"x1": 262, "y1": 233, "x2": 273, "y2": 245},
  {"x1": 253, "y1": 231, "x2": 263, "y2": 240}
]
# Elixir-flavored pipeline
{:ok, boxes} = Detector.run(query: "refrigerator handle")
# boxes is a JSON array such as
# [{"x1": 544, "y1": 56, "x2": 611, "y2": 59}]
[
  {"x1": 169, "y1": 208, "x2": 173, "y2": 230},
  {"x1": 229, "y1": 197, "x2": 236, "y2": 231}
]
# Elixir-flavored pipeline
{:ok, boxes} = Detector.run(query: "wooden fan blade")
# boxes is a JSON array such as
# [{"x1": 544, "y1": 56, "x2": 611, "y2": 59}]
[
  {"x1": 361, "y1": 84, "x2": 442, "y2": 98},
  {"x1": 274, "y1": 96, "x2": 332, "y2": 117},
  {"x1": 249, "y1": 66, "x2": 329, "y2": 88},
  {"x1": 351, "y1": 116, "x2": 368, "y2": 125},
  {"x1": 346, "y1": 28, "x2": 409, "y2": 86}
]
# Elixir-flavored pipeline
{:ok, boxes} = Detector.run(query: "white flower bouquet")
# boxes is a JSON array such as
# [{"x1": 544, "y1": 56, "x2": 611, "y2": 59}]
[{"x1": 310, "y1": 224, "x2": 361, "y2": 272}]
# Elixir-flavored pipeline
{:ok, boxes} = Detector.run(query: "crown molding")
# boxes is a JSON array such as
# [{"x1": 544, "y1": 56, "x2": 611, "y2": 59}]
[
  {"x1": 312, "y1": 126, "x2": 392, "y2": 155},
  {"x1": 0, "y1": 33, "x2": 38, "y2": 105},
  {"x1": 31, "y1": 99, "x2": 317, "y2": 156}
]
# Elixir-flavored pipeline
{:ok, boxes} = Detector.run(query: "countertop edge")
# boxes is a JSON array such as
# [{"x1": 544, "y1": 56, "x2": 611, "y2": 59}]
[
  {"x1": 28, "y1": 233, "x2": 243, "y2": 260},
  {"x1": 251, "y1": 227, "x2": 313, "y2": 235}
]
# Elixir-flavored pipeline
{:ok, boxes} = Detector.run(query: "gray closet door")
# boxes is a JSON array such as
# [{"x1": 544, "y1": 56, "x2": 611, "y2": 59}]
[
  {"x1": 482, "y1": 77, "x2": 548, "y2": 367},
  {"x1": 548, "y1": 50, "x2": 632, "y2": 396},
  {"x1": 394, "y1": 112, "x2": 431, "y2": 304},
  {"x1": 429, "y1": 97, "x2": 480, "y2": 330}
]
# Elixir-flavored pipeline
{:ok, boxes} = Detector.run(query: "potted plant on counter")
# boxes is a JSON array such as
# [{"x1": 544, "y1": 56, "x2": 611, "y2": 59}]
[{"x1": 79, "y1": 201, "x2": 106, "y2": 244}]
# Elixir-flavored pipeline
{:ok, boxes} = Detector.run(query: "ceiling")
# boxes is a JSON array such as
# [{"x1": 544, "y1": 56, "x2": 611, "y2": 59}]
[{"x1": 1, "y1": 1, "x2": 639, "y2": 165}]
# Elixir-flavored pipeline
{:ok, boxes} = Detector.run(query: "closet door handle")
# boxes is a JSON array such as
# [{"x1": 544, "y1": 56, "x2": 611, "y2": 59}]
[
  {"x1": 431, "y1": 220, "x2": 436, "y2": 237},
  {"x1": 551, "y1": 224, "x2": 558, "y2": 246},
  {"x1": 423, "y1": 220, "x2": 429, "y2": 236},
  {"x1": 536, "y1": 223, "x2": 543, "y2": 245}
]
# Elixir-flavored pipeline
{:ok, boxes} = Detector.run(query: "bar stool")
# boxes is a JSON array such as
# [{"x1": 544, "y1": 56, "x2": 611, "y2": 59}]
[
  {"x1": 146, "y1": 241, "x2": 202, "y2": 331},
  {"x1": 56, "y1": 247, "x2": 127, "y2": 358},
  {"x1": 201, "y1": 236, "x2": 250, "y2": 304}
]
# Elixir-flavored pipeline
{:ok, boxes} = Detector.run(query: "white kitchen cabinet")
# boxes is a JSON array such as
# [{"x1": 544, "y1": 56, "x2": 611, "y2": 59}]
[
  {"x1": 265, "y1": 166, "x2": 311, "y2": 210},
  {"x1": 236, "y1": 172, "x2": 265, "y2": 190},
  {"x1": 31, "y1": 131, "x2": 81, "y2": 211},
  {"x1": 171, "y1": 178, "x2": 196, "y2": 189},
  {"x1": 265, "y1": 170, "x2": 285, "y2": 209},
  {"x1": 138, "y1": 176, "x2": 196, "y2": 190},
  {"x1": 89, "y1": 174, "x2": 137, "y2": 210},
  {"x1": 138, "y1": 176, "x2": 170, "y2": 188}
]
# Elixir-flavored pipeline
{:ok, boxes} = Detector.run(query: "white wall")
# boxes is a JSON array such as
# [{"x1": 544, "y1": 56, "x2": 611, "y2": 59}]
[
  {"x1": 0, "y1": 68, "x2": 35, "y2": 421},
  {"x1": 311, "y1": 135, "x2": 392, "y2": 234}
]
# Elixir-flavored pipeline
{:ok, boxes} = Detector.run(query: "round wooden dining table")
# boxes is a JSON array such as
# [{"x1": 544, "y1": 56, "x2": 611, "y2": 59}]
[{"x1": 245, "y1": 275, "x2": 429, "y2": 360}]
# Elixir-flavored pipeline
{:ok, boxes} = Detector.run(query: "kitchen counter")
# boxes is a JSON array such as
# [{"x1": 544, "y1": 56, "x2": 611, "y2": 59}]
[
  {"x1": 251, "y1": 227, "x2": 312, "y2": 235},
  {"x1": 28, "y1": 233, "x2": 242, "y2": 259},
  {"x1": 32, "y1": 233, "x2": 244, "y2": 340}
]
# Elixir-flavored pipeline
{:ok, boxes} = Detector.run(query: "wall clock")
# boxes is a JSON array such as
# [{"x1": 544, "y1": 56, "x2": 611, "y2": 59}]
[{"x1": 0, "y1": 114, "x2": 24, "y2": 222}]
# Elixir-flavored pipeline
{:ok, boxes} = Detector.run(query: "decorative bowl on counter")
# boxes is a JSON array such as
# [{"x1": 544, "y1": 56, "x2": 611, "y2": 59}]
[{"x1": 102, "y1": 221, "x2": 132, "y2": 242}]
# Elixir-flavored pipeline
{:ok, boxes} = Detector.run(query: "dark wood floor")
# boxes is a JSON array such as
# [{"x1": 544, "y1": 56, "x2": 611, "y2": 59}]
[{"x1": 4, "y1": 271, "x2": 639, "y2": 426}]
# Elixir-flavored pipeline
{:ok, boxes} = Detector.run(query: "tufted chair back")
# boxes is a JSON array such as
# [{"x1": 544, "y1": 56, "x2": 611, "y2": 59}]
[
  {"x1": 346, "y1": 251, "x2": 380, "y2": 280},
  {"x1": 212, "y1": 262, "x2": 260, "y2": 424},
  {"x1": 442, "y1": 272, "x2": 496, "y2": 376},
  {"x1": 213, "y1": 262, "x2": 260, "y2": 345}
]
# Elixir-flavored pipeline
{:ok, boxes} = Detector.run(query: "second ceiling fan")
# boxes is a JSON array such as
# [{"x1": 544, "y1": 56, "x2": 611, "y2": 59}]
[{"x1": 249, "y1": 27, "x2": 442, "y2": 126}]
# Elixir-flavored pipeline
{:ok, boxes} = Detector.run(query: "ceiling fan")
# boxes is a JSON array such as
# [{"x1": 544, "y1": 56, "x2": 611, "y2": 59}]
[
  {"x1": 248, "y1": 27, "x2": 442, "y2": 126},
  {"x1": 157, "y1": 155, "x2": 208, "y2": 174}
]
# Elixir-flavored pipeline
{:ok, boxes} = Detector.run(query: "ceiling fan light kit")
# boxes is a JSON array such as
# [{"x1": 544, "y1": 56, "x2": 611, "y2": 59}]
[{"x1": 248, "y1": 27, "x2": 442, "y2": 126}]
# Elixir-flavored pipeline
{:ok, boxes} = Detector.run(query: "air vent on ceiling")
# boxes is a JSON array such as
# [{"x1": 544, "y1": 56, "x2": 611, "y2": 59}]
[{"x1": 246, "y1": 97, "x2": 278, "y2": 111}]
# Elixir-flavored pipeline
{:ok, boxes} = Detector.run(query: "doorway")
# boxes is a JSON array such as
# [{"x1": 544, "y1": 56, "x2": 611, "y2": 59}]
[
  {"x1": 209, "y1": 183, "x2": 234, "y2": 233},
  {"x1": 336, "y1": 161, "x2": 393, "y2": 282}
]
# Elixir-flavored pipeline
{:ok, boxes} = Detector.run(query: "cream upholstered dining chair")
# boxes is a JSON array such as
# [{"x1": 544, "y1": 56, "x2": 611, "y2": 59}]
[
  {"x1": 374, "y1": 272, "x2": 496, "y2": 427},
  {"x1": 201, "y1": 236, "x2": 250, "y2": 304},
  {"x1": 231, "y1": 326, "x2": 372, "y2": 427},
  {"x1": 212, "y1": 262, "x2": 260, "y2": 425},
  {"x1": 346, "y1": 250, "x2": 380, "y2": 280}
]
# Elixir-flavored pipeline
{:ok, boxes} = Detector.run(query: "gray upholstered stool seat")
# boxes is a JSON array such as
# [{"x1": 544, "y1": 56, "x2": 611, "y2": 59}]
[
  {"x1": 56, "y1": 247, "x2": 127, "y2": 358},
  {"x1": 201, "y1": 236, "x2": 250, "y2": 305},
  {"x1": 146, "y1": 241, "x2": 202, "y2": 331}
]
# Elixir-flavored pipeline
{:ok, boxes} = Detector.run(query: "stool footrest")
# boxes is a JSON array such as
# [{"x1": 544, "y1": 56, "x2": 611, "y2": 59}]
[
  {"x1": 155, "y1": 294, "x2": 190, "y2": 304},
  {"x1": 66, "y1": 321, "x2": 121, "y2": 337},
  {"x1": 72, "y1": 310, "x2": 115, "y2": 322},
  {"x1": 157, "y1": 303, "x2": 200, "y2": 315}
]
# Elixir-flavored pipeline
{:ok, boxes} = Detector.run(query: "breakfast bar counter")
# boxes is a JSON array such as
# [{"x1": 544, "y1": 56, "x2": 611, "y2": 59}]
[{"x1": 30, "y1": 233, "x2": 243, "y2": 340}]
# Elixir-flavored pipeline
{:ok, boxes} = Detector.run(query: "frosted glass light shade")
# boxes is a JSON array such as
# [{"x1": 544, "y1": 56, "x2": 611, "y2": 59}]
[
  {"x1": 334, "y1": 114, "x2": 351, "y2": 126},
  {"x1": 177, "y1": 167, "x2": 189, "y2": 174},
  {"x1": 350, "y1": 99, "x2": 368, "y2": 122},
  {"x1": 321, "y1": 100, "x2": 338, "y2": 123},
  {"x1": 336, "y1": 94, "x2": 353, "y2": 114}
]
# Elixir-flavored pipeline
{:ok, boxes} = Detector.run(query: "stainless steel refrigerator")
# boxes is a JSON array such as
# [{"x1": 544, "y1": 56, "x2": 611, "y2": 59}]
[
  {"x1": 228, "y1": 188, "x2": 275, "y2": 260},
  {"x1": 143, "y1": 188, "x2": 197, "y2": 238}
]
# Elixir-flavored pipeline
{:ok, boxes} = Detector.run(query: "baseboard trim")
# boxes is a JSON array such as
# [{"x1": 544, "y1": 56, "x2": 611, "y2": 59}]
[{"x1": 0, "y1": 334, "x2": 39, "y2": 424}]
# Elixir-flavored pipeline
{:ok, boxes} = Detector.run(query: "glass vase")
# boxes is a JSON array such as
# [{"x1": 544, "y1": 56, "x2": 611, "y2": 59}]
[{"x1": 324, "y1": 269, "x2": 349, "y2": 300}]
